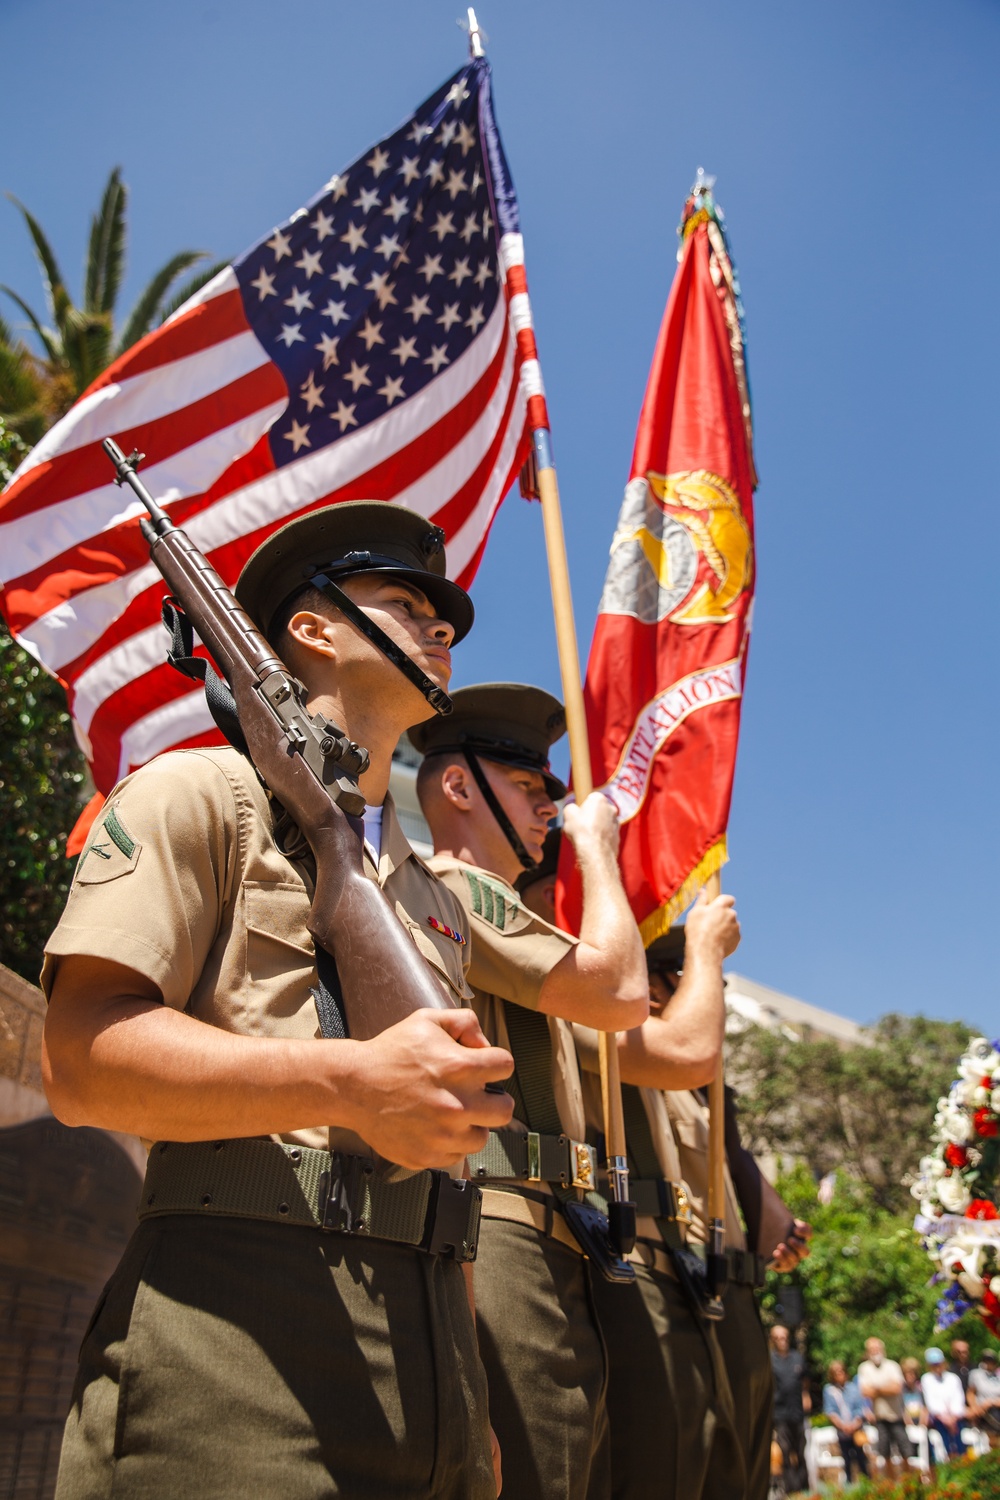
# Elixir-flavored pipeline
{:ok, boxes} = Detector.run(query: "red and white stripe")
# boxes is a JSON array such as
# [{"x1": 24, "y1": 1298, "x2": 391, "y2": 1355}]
[{"x1": 0, "y1": 259, "x2": 533, "y2": 793}]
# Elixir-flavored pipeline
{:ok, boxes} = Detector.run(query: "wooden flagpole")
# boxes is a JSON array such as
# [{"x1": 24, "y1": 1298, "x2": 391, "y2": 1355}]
[
  {"x1": 464, "y1": 13, "x2": 632, "y2": 1247},
  {"x1": 532, "y1": 440, "x2": 632, "y2": 1238},
  {"x1": 703, "y1": 868, "x2": 728, "y2": 1317}
]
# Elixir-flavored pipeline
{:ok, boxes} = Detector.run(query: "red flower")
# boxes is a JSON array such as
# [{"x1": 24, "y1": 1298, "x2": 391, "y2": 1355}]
[
  {"x1": 966, "y1": 1199, "x2": 999, "y2": 1220},
  {"x1": 945, "y1": 1143, "x2": 969, "y2": 1168},
  {"x1": 985, "y1": 1289, "x2": 1000, "y2": 1314},
  {"x1": 973, "y1": 1108, "x2": 999, "y2": 1138}
]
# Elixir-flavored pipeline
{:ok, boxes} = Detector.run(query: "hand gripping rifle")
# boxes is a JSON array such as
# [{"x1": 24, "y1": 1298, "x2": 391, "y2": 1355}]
[{"x1": 104, "y1": 440, "x2": 460, "y2": 1041}]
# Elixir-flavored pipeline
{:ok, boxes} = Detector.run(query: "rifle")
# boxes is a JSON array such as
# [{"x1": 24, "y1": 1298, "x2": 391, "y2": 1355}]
[{"x1": 103, "y1": 439, "x2": 459, "y2": 1040}]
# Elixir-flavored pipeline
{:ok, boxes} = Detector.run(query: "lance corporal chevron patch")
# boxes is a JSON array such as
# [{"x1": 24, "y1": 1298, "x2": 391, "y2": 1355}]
[{"x1": 76, "y1": 804, "x2": 142, "y2": 884}]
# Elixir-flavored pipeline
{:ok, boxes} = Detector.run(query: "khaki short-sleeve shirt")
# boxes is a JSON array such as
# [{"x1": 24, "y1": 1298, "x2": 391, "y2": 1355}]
[
  {"x1": 42, "y1": 747, "x2": 473, "y2": 1156},
  {"x1": 428, "y1": 855, "x2": 586, "y2": 1146}
]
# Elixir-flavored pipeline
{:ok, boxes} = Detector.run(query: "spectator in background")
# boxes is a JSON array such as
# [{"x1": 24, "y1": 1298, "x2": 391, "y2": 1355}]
[
  {"x1": 858, "y1": 1337, "x2": 914, "y2": 1480},
  {"x1": 822, "y1": 1360, "x2": 869, "y2": 1483},
  {"x1": 967, "y1": 1350, "x2": 1000, "y2": 1443},
  {"x1": 770, "y1": 1324, "x2": 810, "y2": 1496},
  {"x1": 921, "y1": 1347, "x2": 967, "y2": 1461},
  {"x1": 950, "y1": 1339, "x2": 972, "y2": 1395},
  {"x1": 901, "y1": 1357, "x2": 929, "y2": 1427}
]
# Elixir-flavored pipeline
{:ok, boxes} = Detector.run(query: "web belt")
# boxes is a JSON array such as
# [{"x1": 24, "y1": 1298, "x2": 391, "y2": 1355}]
[
  {"x1": 468, "y1": 1126, "x2": 597, "y2": 1192},
  {"x1": 138, "y1": 1139, "x2": 481, "y2": 1262}
]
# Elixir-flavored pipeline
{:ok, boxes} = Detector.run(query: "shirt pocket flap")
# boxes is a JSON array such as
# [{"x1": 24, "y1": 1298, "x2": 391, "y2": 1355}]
[
  {"x1": 243, "y1": 882, "x2": 314, "y2": 955},
  {"x1": 404, "y1": 917, "x2": 474, "y2": 1002},
  {"x1": 674, "y1": 1118, "x2": 705, "y2": 1150}
]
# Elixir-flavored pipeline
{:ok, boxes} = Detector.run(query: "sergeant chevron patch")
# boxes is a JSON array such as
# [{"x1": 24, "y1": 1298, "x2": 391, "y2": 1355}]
[{"x1": 461, "y1": 870, "x2": 518, "y2": 931}]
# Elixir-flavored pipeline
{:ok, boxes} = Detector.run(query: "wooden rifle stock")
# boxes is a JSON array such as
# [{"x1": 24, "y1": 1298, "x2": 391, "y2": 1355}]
[{"x1": 104, "y1": 440, "x2": 457, "y2": 1039}]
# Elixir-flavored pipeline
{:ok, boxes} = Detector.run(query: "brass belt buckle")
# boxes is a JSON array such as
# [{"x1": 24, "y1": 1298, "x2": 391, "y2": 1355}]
[
  {"x1": 670, "y1": 1181, "x2": 693, "y2": 1226},
  {"x1": 526, "y1": 1132, "x2": 541, "y2": 1182},
  {"x1": 570, "y1": 1141, "x2": 597, "y2": 1191}
]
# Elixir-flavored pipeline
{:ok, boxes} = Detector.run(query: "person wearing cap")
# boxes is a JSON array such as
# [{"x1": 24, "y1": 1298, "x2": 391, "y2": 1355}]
[
  {"x1": 921, "y1": 1347, "x2": 968, "y2": 1461},
  {"x1": 519, "y1": 858, "x2": 747, "y2": 1500},
  {"x1": 654, "y1": 934, "x2": 813, "y2": 1500},
  {"x1": 41, "y1": 501, "x2": 515, "y2": 1500},
  {"x1": 578, "y1": 912, "x2": 802, "y2": 1500},
  {"x1": 412, "y1": 683, "x2": 649, "y2": 1500},
  {"x1": 968, "y1": 1349, "x2": 1000, "y2": 1441}
]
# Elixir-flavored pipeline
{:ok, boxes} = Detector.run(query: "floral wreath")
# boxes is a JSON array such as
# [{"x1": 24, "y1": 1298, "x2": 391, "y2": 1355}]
[{"x1": 911, "y1": 1035, "x2": 1000, "y2": 1336}]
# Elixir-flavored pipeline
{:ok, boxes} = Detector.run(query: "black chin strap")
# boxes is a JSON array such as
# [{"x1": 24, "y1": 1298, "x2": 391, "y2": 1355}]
[
  {"x1": 463, "y1": 748, "x2": 536, "y2": 871},
  {"x1": 312, "y1": 572, "x2": 453, "y2": 717}
]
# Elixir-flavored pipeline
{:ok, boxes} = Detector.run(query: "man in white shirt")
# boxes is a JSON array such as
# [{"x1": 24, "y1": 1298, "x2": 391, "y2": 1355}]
[
  {"x1": 858, "y1": 1338, "x2": 913, "y2": 1479},
  {"x1": 921, "y1": 1347, "x2": 968, "y2": 1461}
]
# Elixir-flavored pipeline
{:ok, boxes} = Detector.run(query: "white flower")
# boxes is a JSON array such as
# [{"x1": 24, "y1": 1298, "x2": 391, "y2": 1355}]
[
  {"x1": 944, "y1": 1111, "x2": 974, "y2": 1144},
  {"x1": 921, "y1": 1198, "x2": 941, "y2": 1219},
  {"x1": 920, "y1": 1155, "x2": 948, "y2": 1180},
  {"x1": 991, "y1": 1276, "x2": 1000, "y2": 1295},
  {"x1": 936, "y1": 1175, "x2": 972, "y2": 1214},
  {"x1": 973, "y1": 1087, "x2": 991, "y2": 1107},
  {"x1": 992, "y1": 1087, "x2": 1000, "y2": 1113}
]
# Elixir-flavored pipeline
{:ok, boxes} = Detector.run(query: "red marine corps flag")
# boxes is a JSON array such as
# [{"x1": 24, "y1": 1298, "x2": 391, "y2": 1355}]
[{"x1": 559, "y1": 171, "x2": 757, "y2": 941}]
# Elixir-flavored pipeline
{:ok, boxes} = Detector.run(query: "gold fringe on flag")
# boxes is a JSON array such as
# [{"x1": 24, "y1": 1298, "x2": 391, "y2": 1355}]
[{"x1": 638, "y1": 836, "x2": 728, "y2": 948}]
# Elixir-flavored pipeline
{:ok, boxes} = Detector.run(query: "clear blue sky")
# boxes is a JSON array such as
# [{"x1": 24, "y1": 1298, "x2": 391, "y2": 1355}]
[{"x1": 3, "y1": 0, "x2": 998, "y2": 1031}]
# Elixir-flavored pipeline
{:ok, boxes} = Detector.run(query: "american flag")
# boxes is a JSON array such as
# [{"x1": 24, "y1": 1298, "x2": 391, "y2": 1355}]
[{"x1": 0, "y1": 59, "x2": 548, "y2": 796}]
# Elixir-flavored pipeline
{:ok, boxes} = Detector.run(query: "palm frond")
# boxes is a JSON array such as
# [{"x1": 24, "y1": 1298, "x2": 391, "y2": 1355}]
[
  {"x1": 0, "y1": 286, "x2": 62, "y2": 365},
  {"x1": 60, "y1": 306, "x2": 113, "y2": 396},
  {"x1": 87, "y1": 168, "x2": 127, "y2": 315},
  {"x1": 6, "y1": 194, "x2": 70, "y2": 329},
  {"x1": 115, "y1": 249, "x2": 208, "y2": 356},
  {"x1": 156, "y1": 260, "x2": 230, "y2": 325}
]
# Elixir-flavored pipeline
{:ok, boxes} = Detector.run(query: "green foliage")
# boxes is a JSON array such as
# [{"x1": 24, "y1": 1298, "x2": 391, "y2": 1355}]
[
  {"x1": 0, "y1": 420, "x2": 87, "y2": 982},
  {"x1": 761, "y1": 1163, "x2": 992, "y2": 1382},
  {"x1": 801, "y1": 1448, "x2": 1000, "y2": 1497},
  {"x1": 729, "y1": 1013, "x2": 974, "y2": 1214},
  {"x1": 0, "y1": 167, "x2": 219, "y2": 439}
]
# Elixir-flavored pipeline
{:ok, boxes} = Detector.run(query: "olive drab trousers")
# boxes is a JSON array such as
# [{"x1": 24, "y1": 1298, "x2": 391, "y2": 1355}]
[
  {"x1": 472, "y1": 1217, "x2": 610, "y2": 1500},
  {"x1": 713, "y1": 1282, "x2": 774, "y2": 1500},
  {"x1": 590, "y1": 1259, "x2": 747, "y2": 1500},
  {"x1": 55, "y1": 1216, "x2": 495, "y2": 1500}
]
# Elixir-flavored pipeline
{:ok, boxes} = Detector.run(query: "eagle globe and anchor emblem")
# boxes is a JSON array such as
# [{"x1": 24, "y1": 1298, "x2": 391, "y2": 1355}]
[{"x1": 598, "y1": 469, "x2": 753, "y2": 625}]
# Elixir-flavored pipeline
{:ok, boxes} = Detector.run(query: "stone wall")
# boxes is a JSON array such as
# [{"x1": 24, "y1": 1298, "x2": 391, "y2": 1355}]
[{"x1": 0, "y1": 962, "x2": 49, "y2": 1128}]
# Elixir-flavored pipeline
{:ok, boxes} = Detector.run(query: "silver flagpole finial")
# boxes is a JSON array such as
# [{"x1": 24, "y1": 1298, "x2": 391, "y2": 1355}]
[{"x1": 466, "y1": 7, "x2": 485, "y2": 57}]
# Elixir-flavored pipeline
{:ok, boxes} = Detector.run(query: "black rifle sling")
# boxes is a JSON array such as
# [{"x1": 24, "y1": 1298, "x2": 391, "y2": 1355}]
[
  {"x1": 313, "y1": 943, "x2": 349, "y2": 1041},
  {"x1": 161, "y1": 599, "x2": 251, "y2": 760}
]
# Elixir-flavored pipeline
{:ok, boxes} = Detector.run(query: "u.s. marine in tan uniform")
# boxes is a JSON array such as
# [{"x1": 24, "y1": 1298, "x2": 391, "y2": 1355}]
[
  {"x1": 600, "y1": 929, "x2": 812, "y2": 1500},
  {"x1": 411, "y1": 684, "x2": 649, "y2": 1500},
  {"x1": 41, "y1": 503, "x2": 515, "y2": 1500},
  {"x1": 524, "y1": 862, "x2": 743, "y2": 1500}
]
